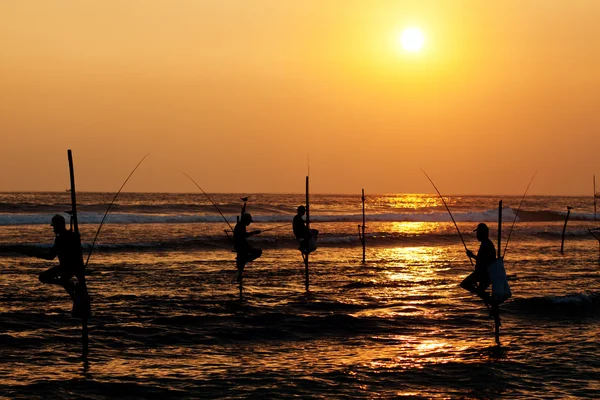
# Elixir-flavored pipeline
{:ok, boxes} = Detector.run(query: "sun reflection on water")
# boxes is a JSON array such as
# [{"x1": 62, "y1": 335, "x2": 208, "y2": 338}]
[
  {"x1": 387, "y1": 221, "x2": 446, "y2": 236},
  {"x1": 374, "y1": 194, "x2": 439, "y2": 210},
  {"x1": 365, "y1": 337, "x2": 473, "y2": 370},
  {"x1": 350, "y1": 245, "x2": 455, "y2": 321}
]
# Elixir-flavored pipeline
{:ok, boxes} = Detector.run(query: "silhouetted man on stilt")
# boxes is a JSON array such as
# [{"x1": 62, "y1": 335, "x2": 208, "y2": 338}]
[
  {"x1": 233, "y1": 212, "x2": 262, "y2": 283},
  {"x1": 292, "y1": 205, "x2": 318, "y2": 255},
  {"x1": 35, "y1": 214, "x2": 89, "y2": 317},
  {"x1": 461, "y1": 223, "x2": 496, "y2": 305},
  {"x1": 293, "y1": 206, "x2": 310, "y2": 253}
]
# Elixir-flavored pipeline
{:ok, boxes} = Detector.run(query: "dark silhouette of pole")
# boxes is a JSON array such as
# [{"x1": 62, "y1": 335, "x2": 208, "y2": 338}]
[
  {"x1": 304, "y1": 176, "x2": 310, "y2": 290},
  {"x1": 560, "y1": 206, "x2": 573, "y2": 254},
  {"x1": 494, "y1": 200, "x2": 502, "y2": 345},
  {"x1": 67, "y1": 150, "x2": 88, "y2": 360},
  {"x1": 359, "y1": 189, "x2": 366, "y2": 263},
  {"x1": 589, "y1": 228, "x2": 600, "y2": 260},
  {"x1": 498, "y1": 200, "x2": 502, "y2": 259},
  {"x1": 237, "y1": 213, "x2": 243, "y2": 299},
  {"x1": 594, "y1": 175, "x2": 597, "y2": 222}
]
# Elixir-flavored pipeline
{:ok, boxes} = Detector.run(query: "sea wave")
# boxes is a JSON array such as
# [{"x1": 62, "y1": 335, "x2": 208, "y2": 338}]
[
  {"x1": 508, "y1": 291, "x2": 600, "y2": 317},
  {"x1": 0, "y1": 207, "x2": 539, "y2": 225},
  {"x1": 0, "y1": 233, "x2": 461, "y2": 256},
  {"x1": 1, "y1": 202, "x2": 598, "y2": 226}
]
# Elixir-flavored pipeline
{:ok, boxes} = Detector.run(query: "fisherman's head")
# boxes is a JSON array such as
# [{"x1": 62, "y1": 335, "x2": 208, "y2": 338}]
[
  {"x1": 242, "y1": 212, "x2": 253, "y2": 225},
  {"x1": 473, "y1": 223, "x2": 489, "y2": 241},
  {"x1": 297, "y1": 205, "x2": 305, "y2": 216},
  {"x1": 50, "y1": 214, "x2": 66, "y2": 234}
]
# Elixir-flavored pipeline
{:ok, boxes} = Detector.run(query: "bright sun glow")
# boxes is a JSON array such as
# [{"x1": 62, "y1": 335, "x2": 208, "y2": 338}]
[{"x1": 400, "y1": 27, "x2": 425, "y2": 52}]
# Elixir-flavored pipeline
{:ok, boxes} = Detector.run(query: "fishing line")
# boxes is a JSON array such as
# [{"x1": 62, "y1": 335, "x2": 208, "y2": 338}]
[
  {"x1": 181, "y1": 172, "x2": 234, "y2": 232},
  {"x1": 421, "y1": 169, "x2": 473, "y2": 266},
  {"x1": 502, "y1": 171, "x2": 536, "y2": 258},
  {"x1": 260, "y1": 222, "x2": 290, "y2": 233},
  {"x1": 84, "y1": 154, "x2": 149, "y2": 268}
]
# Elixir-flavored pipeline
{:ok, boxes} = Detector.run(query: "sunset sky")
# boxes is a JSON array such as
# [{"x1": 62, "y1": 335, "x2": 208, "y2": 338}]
[{"x1": 1, "y1": 1, "x2": 599, "y2": 195}]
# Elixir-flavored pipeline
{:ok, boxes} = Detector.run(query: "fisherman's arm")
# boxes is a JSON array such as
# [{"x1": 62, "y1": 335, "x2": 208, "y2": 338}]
[{"x1": 466, "y1": 249, "x2": 476, "y2": 260}]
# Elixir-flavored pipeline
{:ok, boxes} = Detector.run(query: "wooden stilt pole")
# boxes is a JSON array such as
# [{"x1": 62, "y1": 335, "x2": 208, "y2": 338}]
[
  {"x1": 594, "y1": 175, "x2": 597, "y2": 222},
  {"x1": 304, "y1": 176, "x2": 310, "y2": 291},
  {"x1": 361, "y1": 189, "x2": 366, "y2": 263},
  {"x1": 498, "y1": 201, "x2": 502, "y2": 259},
  {"x1": 560, "y1": 206, "x2": 573, "y2": 254},
  {"x1": 235, "y1": 214, "x2": 243, "y2": 300},
  {"x1": 494, "y1": 200, "x2": 502, "y2": 345},
  {"x1": 67, "y1": 150, "x2": 89, "y2": 360},
  {"x1": 590, "y1": 229, "x2": 600, "y2": 260}
]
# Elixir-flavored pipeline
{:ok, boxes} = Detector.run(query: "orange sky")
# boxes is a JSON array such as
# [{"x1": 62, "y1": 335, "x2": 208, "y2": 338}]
[{"x1": 1, "y1": 1, "x2": 599, "y2": 195}]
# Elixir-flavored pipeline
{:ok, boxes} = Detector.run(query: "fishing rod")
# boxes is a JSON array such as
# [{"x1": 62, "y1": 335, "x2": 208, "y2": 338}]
[
  {"x1": 84, "y1": 154, "x2": 149, "y2": 268},
  {"x1": 260, "y1": 222, "x2": 290, "y2": 233},
  {"x1": 421, "y1": 169, "x2": 473, "y2": 266},
  {"x1": 181, "y1": 172, "x2": 234, "y2": 232},
  {"x1": 502, "y1": 171, "x2": 537, "y2": 258}
]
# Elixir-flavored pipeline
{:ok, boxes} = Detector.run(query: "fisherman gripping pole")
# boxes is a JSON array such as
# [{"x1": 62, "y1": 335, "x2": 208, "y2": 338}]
[{"x1": 421, "y1": 169, "x2": 473, "y2": 266}]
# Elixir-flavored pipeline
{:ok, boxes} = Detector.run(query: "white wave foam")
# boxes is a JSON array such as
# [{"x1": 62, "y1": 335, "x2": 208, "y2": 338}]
[{"x1": 0, "y1": 207, "x2": 534, "y2": 226}]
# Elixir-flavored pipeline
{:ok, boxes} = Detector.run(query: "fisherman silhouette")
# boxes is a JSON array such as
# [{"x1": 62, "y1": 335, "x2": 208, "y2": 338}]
[
  {"x1": 35, "y1": 214, "x2": 90, "y2": 317},
  {"x1": 233, "y1": 212, "x2": 262, "y2": 283},
  {"x1": 293, "y1": 205, "x2": 318, "y2": 254},
  {"x1": 461, "y1": 223, "x2": 496, "y2": 305}
]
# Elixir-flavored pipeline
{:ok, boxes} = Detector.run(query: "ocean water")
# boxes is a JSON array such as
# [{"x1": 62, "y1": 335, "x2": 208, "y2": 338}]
[{"x1": 0, "y1": 192, "x2": 599, "y2": 399}]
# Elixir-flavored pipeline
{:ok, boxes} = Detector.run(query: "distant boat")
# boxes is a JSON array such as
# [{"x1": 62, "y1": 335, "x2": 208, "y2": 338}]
[{"x1": 66, "y1": 189, "x2": 71, "y2": 192}]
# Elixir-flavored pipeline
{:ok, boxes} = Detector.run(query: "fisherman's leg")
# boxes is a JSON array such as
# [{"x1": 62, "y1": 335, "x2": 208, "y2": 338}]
[
  {"x1": 460, "y1": 272, "x2": 480, "y2": 294},
  {"x1": 72, "y1": 271, "x2": 91, "y2": 318},
  {"x1": 477, "y1": 289, "x2": 491, "y2": 307},
  {"x1": 39, "y1": 266, "x2": 72, "y2": 295},
  {"x1": 60, "y1": 273, "x2": 77, "y2": 299},
  {"x1": 301, "y1": 232, "x2": 312, "y2": 254},
  {"x1": 247, "y1": 247, "x2": 262, "y2": 263},
  {"x1": 74, "y1": 271, "x2": 90, "y2": 303},
  {"x1": 306, "y1": 229, "x2": 318, "y2": 253},
  {"x1": 38, "y1": 266, "x2": 64, "y2": 286},
  {"x1": 74, "y1": 271, "x2": 88, "y2": 295},
  {"x1": 297, "y1": 238, "x2": 307, "y2": 253},
  {"x1": 475, "y1": 275, "x2": 491, "y2": 305},
  {"x1": 236, "y1": 253, "x2": 247, "y2": 283}
]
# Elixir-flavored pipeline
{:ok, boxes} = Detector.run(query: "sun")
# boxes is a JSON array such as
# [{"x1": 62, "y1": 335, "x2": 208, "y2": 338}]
[{"x1": 399, "y1": 27, "x2": 425, "y2": 52}]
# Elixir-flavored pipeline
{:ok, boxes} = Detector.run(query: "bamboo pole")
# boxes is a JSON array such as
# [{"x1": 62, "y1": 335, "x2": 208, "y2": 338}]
[
  {"x1": 560, "y1": 206, "x2": 573, "y2": 254},
  {"x1": 494, "y1": 200, "x2": 502, "y2": 345},
  {"x1": 498, "y1": 200, "x2": 502, "y2": 259},
  {"x1": 361, "y1": 189, "x2": 366, "y2": 263},
  {"x1": 304, "y1": 176, "x2": 310, "y2": 290},
  {"x1": 67, "y1": 150, "x2": 88, "y2": 360},
  {"x1": 594, "y1": 175, "x2": 597, "y2": 222}
]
